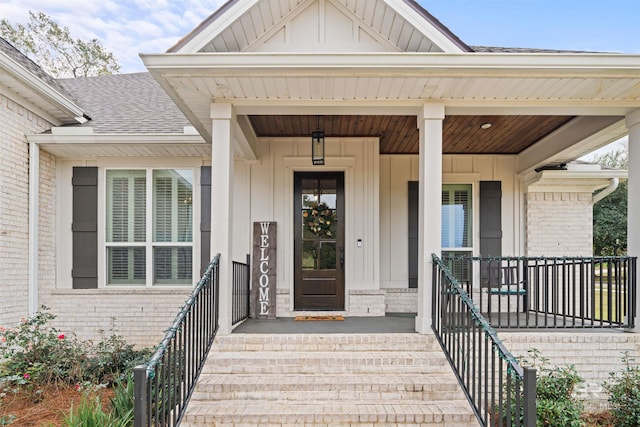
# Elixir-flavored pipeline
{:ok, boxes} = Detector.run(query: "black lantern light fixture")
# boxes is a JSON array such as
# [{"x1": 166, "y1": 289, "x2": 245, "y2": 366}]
[{"x1": 311, "y1": 116, "x2": 325, "y2": 165}]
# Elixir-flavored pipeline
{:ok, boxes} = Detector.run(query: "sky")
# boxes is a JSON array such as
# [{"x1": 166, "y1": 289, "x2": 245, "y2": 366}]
[{"x1": 1, "y1": 0, "x2": 639, "y2": 74}]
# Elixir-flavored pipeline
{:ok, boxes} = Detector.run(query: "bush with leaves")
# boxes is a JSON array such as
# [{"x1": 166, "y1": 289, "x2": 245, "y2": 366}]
[
  {"x1": 521, "y1": 348, "x2": 584, "y2": 427},
  {"x1": 603, "y1": 352, "x2": 640, "y2": 427},
  {"x1": 0, "y1": 307, "x2": 150, "y2": 391},
  {"x1": 0, "y1": 309, "x2": 89, "y2": 387}
]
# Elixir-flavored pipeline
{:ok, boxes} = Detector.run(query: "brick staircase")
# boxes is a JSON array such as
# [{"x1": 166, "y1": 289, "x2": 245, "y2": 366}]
[{"x1": 181, "y1": 333, "x2": 478, "y2": 426}]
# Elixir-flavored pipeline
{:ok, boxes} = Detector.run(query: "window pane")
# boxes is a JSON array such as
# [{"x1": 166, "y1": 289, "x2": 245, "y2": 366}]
[
  {"x1": 108, "y1": 247, "x2": 146, "y2": 285},
  {"x1": 106, "y1": 170, "x2": 146, "y2": 243},
  {"x1": 153, "y1": 170, "x2": 193, "y2": 243},
  {"x1": 302, "y1": 241, "x2": 317, "y2": 270},
  {"x1": 154, "y1": 247, "x2": 192, "y2": 285},
  {"x1": 442, "y1": 184, "x2": 472, "y2": 248},
  {"x1": 318, "y1": 241, "x2": 336, "y2": 270}
]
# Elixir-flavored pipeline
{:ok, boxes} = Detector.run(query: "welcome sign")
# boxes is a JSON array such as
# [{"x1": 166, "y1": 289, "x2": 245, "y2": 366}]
[{"x1": 251, "y1": 222, "x2": 277, "y2": 319}]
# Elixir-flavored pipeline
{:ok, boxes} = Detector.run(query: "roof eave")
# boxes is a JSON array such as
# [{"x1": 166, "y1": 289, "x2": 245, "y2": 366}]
[
  {"x1": 141, "y1": 51, "x2": 640, "y2": 77},
  {"x1": 0, "y1": 50, "x2": 87, "y2": 125}
]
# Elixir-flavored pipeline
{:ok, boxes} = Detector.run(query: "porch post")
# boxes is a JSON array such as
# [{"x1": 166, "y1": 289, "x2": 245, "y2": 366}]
[
  {"x1": 415, "y1": 104, "x2": 444, "y2": 334},
  {"x1": 626, "y1": 109, "x2": 640, "y2": 330},
  {"x1": 211, "y1": 102, "x2": 234, "y2": 335}
]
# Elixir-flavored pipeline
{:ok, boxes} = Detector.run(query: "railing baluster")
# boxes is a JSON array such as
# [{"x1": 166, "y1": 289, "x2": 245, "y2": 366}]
[
  {"x1": 441, "y1": 255, "x2": 636, "y2": 331},
  {"x1": 133, "y1": 254, "x2": 221, "y2": 427},
  {"x1": 433, "y1": 254, "x2": 536, "y2": 427},
  {"x1": 435, "y1": 253, "x2": 637, "y2": 426}
]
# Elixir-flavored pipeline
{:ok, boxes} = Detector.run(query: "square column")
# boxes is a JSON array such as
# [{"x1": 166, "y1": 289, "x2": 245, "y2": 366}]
[
  {"x1": 211, "y1": 103, "x2": 234, "y2": 335},
  {"x1": 415, "y1": 104, "x2": 445, "y2": 334},
  {"x1": 626, "y1": 109, "x2": 640, "y2": 330}
]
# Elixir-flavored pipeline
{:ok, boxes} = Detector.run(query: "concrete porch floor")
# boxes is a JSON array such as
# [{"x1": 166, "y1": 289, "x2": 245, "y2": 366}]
[{"x1": 232, "y1": 313, "x2": 417, "y2": 334}]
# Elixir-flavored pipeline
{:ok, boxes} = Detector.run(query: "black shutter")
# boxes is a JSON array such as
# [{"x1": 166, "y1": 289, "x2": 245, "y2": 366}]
[
  {"x1": 201, "y1": 166, "x2": 211, "y2": 275},
  {"x1": 480, "y1": 181, "x2": 502, "y2": 287},
  {"x1": 72, "y1": 167, "x2": 98, "y2": 289},
  {"x1": 408, "y1": 181, "x2": 418, "y2": 288},
  {"x1": 479, "y1": 181, "x2": 502, "y2": 257}
]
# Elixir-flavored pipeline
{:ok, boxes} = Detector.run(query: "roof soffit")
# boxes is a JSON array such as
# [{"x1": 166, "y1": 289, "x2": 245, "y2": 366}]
[{"x1": 170, "y1": 0, "x2": 467, "y2": 54}]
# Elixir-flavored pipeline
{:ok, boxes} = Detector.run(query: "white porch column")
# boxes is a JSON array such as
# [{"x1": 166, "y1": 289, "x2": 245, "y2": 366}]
[
  {"x1": 211, "y1": 103, "x2": 234, "y2": 335},
  {"x1": 415, "y1": 104, "x2": 445, "y2": 334},
  {"x1": 627, "y1": 109, "x2": 640, "y2": 330}
]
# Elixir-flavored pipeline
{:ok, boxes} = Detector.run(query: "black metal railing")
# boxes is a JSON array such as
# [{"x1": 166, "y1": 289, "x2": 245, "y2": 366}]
[
  {"x1": 443, "y1": 256, "x2": 637, "y2": 329},
  {"x1": 232, "y1": 254, "x2": 251, "y2": 325},
  {"x1": 433, "y1": 254, "x2": 536, "y2": 427},
  {"x1": 133, "y1": 254, "x2": 220, "y2": 427}
]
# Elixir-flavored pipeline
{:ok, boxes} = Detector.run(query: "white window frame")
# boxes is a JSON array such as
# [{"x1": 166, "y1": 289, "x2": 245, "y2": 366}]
[{"x1": 97, "y1": 159, "x2": 201, "y2": 288}]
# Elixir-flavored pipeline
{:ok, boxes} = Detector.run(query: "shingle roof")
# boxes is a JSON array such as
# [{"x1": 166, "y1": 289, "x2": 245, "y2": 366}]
[
  {"x1": 471, "y1": 46, "x2": 608, "y2": 54},
  {"x1": 57, "y1": 73, "x2": 191, "y2": 134},
  {"x1": 0, "y1": 36, "x2": 80, "y2": 105}
]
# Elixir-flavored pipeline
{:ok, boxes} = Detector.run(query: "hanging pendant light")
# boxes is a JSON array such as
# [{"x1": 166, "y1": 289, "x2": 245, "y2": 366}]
[{"x1": 311, "y1": 115, "x2": 325, "y2": 165}]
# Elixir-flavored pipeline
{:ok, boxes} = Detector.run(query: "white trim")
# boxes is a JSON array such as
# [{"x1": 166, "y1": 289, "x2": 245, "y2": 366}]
[
  {"x1": 28, "y1": 133, "x2": 206, "y2": 145},
  {"x1": 28, "y1": 142, "x2": 39, "y2": 314},
  {"x1": 283, "y1": 156, "x2": 356, "y2": 167},
  {"x1": 96, "y1": 159, "x2": 203, "y2": 289},
  {"x1": 381, "y1": 0, "x2": 466, "y2": 53},
  {"x1": 172, "y1": 0, "x2": 260, "y2": 53},
  {"x1": 141, "y1": 52, "x2": 640, "y2": 76},
  {"x1": 0, "y1": 50, "x2": 85, "y2": 122},
  {"x1": 284, "y1": 163, "x2": 354, "y2": 312}
]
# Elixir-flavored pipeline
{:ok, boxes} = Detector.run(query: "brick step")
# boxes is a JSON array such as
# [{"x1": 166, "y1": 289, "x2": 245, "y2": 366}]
[
  {"x1": 181, "y1": 399, "x2": 477, "y2": 427},
  {"x1": 203, "y1": 350, "x2": 449, "y2": 374},
  {"x1": 214, "y1": 333, "x2": 440, "y2": 352},
  {"x1": 191, "y1": 373, "x2": 467, "y2": 402},
  {"x1": 184, "y1": 333, "x2": 477, "y2": 426}
]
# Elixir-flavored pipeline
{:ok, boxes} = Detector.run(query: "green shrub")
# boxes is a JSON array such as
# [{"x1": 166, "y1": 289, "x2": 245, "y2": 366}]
[
  {"x1": 603, "y1": 352, "x2": 640, "y2": 427},
  {"x1": 0, "y1": 308, "x2": 89, "y2": 387},
  {"x1": 84, "y1": 331, "x2": 151, "y2": 385},
  {"x1": 521, "y1": 348, "x2": 584, "y2": 427},
  {"x1": 0, "y1": 307, "x2": 150, "y2": 394}
]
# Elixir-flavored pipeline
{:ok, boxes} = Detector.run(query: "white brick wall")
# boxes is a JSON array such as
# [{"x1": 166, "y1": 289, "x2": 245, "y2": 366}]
[
  {"x1": 0, "y1": 93, "x2": 51, "y2": 328},
  {"x1": 503, "y1": 332, "x2": 640, "y2": 410},
  {"x1": 349, "y1": 289, "x2": 385, "y2": 316},
  {"x1": 383, "y1": 288, "x2": 417, "y2": 313},
  {"x1": 526, "y1": 192, "x2": 593, "y2": 256},
  {"x1": 46, "y1": 289, "x2": 195, "y2": 348}
]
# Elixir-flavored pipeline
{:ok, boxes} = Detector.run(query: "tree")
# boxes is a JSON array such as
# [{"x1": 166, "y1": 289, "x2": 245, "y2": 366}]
[
  {"x1": 592, "y1": 143, "x2": 628, "y2": 255},
  {"x1": 0, "y1": 11, "x2": 120, "y2": 78}
]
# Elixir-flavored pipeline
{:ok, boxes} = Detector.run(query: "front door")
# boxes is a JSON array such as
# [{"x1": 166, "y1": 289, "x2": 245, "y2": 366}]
[{"x1": 294, "y1": 172, "x2": 345, "y2": 310}]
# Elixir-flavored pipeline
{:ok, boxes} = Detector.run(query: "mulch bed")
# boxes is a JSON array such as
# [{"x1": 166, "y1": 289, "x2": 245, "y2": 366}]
[{"x1": 1, "y1": 385, "x2": 113, "y2": 426}]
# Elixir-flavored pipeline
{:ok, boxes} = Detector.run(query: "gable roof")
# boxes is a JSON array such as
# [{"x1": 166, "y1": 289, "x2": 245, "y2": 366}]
[
  {"x1": 57, "y1": 73, "x2": 191, "y2": 134},
  {"x1": 169, "y1": 0, "x2": 470, "y2": 54}
]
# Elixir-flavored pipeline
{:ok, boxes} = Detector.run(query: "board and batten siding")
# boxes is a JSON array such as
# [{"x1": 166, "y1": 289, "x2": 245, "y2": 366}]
[
  {"x1": 247, "y1": 137, "x2": 380, "y2": 314},
  {"x1": 379, "y1": 154, "x2": 522, "y2": 291}
]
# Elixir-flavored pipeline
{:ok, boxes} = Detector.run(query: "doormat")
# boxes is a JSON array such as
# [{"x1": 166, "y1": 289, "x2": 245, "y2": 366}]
[{"x1": 295, "y1": 315, "x2": 344, "y2": 321}]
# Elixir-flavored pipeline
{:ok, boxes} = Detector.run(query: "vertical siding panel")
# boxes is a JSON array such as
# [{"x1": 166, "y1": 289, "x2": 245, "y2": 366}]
[{"x1": 379, "y1": 156, "x2": 391, "y2": 285}]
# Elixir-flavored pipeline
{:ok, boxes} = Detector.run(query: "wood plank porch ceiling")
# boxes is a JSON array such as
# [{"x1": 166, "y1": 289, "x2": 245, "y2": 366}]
[{"x1": 248, "y1": 115, "x2": 575, "y2": 154}]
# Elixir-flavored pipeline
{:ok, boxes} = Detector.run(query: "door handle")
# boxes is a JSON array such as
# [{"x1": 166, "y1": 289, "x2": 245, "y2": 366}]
[{"x1": 339, "y1": 248, "x2": 344, "y2": 269}]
